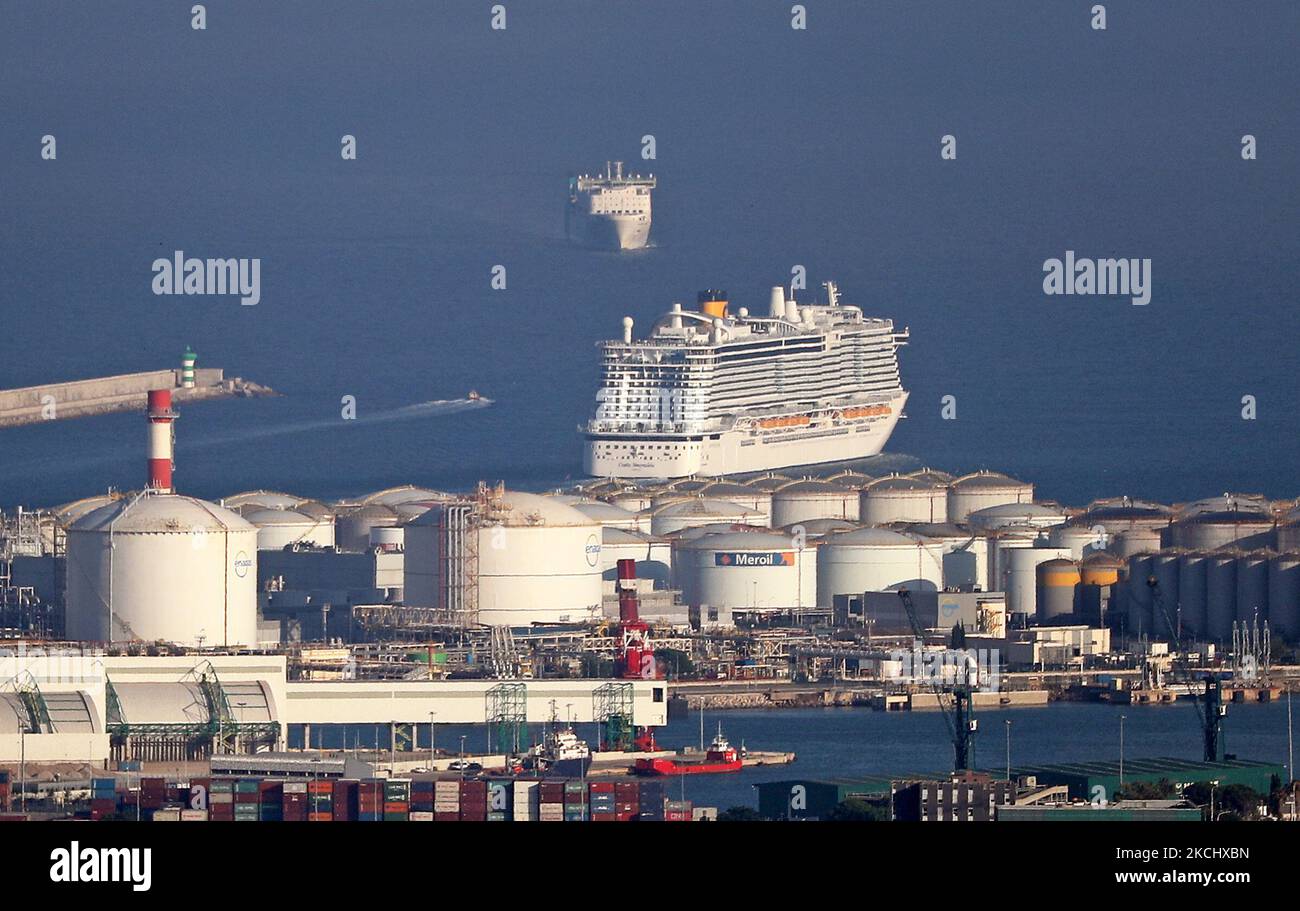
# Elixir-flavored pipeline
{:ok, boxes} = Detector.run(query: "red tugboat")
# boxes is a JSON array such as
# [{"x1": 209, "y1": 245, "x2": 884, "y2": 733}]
[{"x1": 633, "y1": 723, "x2": 744, "y2": 776}]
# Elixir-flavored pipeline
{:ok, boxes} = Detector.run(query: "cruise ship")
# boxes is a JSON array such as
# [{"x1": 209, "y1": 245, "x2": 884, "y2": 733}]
[
  {"x1": 583, "y1": 282, "x2": 909, "y2": 478},
  {"x1": 566, "y1": 161, "x2": 655, "y2": 251}
]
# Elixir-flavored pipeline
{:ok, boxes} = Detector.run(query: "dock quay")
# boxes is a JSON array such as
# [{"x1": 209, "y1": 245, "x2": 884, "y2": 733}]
[{"x1": 0, "y1": 366, "x2": 275, "y2": 427}]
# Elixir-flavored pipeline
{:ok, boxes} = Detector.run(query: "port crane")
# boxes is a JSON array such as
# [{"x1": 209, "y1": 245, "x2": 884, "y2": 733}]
[
  {"x1": 1147, "y1": 577, "x2": 1226, "y2": 762},
  {"x1": 895, "y1": 589, "x2": 978, "y2": 772}
]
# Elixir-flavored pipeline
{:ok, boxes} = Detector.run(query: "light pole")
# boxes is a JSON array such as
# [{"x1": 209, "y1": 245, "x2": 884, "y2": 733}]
[
  {"x1": 1004, "y1": 719, "x2": 1012, "y2": 782},
  {"x1": 459, "y1": 735, "x2": 467, "y2": 780},
  {"x1": 1119, "y1": 714, "x2": 1127, "y2": 791},
  {"x1": 19, "y1": 727, "x2": 25, "y2": 814},
  {"x1": 429, "y1": 711, "x2": 437, "y2": 769}
]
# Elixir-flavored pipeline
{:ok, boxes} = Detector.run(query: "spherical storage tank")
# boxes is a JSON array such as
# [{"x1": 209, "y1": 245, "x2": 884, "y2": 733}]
[
  {"x1": 404, "y1": 489, "x2": 602, "y2": 625},
  {"x1": 816, "y1": 527, "x2": 945, "y2": 606},
  {"x1": 1268, "y1": 554, "x2": 1300, "y2": 641},
  {"x1": 674, "y1": 531, "x2": 814, "y2": 610},
  {"x1": 649, "y1": 497, "x2": 763, "y2": 536},
  {"x1": 243, "y1": 508, "x2": 335, "y2": 550},
  {"x1": 772, "y1": 479, "x2": 859, "y2": 526},
  {"x1": 946, "y1": 471, "x2": 1033, "y2": 523},
  {"x1": 65, "y1": 493, "x2": 258, "y2": 646},
  {"x1": 860, "y1": 475, "x2": 947, "y2": 525},
  {"x1": 1036, "y1": 558, "x2": 1079, "y2": 623}
]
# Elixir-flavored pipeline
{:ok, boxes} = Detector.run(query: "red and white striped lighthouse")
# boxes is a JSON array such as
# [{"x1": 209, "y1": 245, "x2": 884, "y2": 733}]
[{"x1": 146, "y1": 389, "x2": 177, "y2": 492}]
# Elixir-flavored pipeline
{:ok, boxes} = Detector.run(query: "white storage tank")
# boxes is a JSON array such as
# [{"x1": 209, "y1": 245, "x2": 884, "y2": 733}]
[
  {"x1": 1126, "y1": 553, "x2": 1157, "y2": 636},
  {"x1": 649, "y1": 497, "x2": 763, "y2": 536},
  {"x1": 860, "y1": 475, "x2": 948, "y2": 525},
  {"x1": 1177, "y1": 552, "x2": 1209, "y2": 640},
  {"x1": 1280, "y1": 520, "x2": 1300, "y2": 553},
  {"x1": 404, "y1": 488, "x2": 603, "y2": 626},
  {"x1": 1072, "y1": 500, "x2": 1172, "y2": 550},
  {"x1": 360, "y1": 485, "x2": 447, "y2": 507},
  {"x1": 369, "y1": 525, "x2": 405, "y2": 552},
  {"x1": 698, "y1": 481, "x2": 773, "y2": 523},
  {"x1": 336, "y1": 503, "x2": 400, "y2": 551},
  {"x1": 782, "y1": 518, "x2": 859, "y2": 540},
  {"x1": 903, "y1": 523, "x2": 990, "y2": 592},
  {"x1": 1268, "y1": 554, "x2": 1300, "y2": 641},
  {"x1": 967, "y1": 503, "x2": 1066, "y2": 534},
  {"x1": 221, "y1": 489, "x2": 305, "y2": 510},
  {"x1": 600, "y1": 527, "x2": 672, "y2": 587},
  {"x1": 1170, "y1": 510, "x2": 1275, "y2": 551},
  {"x1": 816, "y1": 527, "x2": 945, "y2": 606},
  {"x1": 1235, "y1": 551, "x2": 1271, "y2": 626},
  {"x1": 946, "y1": 471, "x2": 1033, "y2": 523},
  {"x1": 1049, "y1": 523, "x2": 1110, "y2": 559},
  {"x1": 607, "y1": 487, "x2": 656, "y2": 514},
  {"x1": 243, "y1": 508, "x2": 335, "y2": 551},
  {"x1": 65, "y1": 492, "x2": 258, "y2": 646},
  {"x1": 746, "y1": 473, "x2": 792, "y2": 492},
  {"x1": 674, "y1": 531, "x2": 814, "y2": 610},
  {"x1": 772, "y1": 479, "x2": 860, "y2": 526},
  {"x1": 1006, "y1": 547, "x2": 1072, "y2": 619},
  {"x1": 569, "y1": 499, "x2": 649, "y2": 533},
  {"x1": 1205, "y1": 553, "x2": 1238, "y2": 641},
  {"x1": 986, "y1": 528, "x2": 1045, "y2": 594},
  {"x1": 1151, "y1": 550, "x2": 1182, "y2": 639},
  {"x1": 1113, "y1": 526, "x2": 1164, "y2": 558},
  {"x1": 906, "y1": 467, "x2": 955, "y2": 485}
]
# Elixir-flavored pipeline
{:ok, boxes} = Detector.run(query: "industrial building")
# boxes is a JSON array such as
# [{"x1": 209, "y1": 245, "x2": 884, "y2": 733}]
[{"x1": 0, "y1": 652, "x2": 667, "y2": 765}]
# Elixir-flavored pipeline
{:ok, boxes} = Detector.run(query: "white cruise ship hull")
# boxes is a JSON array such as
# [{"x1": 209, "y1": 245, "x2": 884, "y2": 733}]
[
  {"x1": 569, "y1": 210, "x2": 651, "y2": 251},
  {"x1": 584, "y1": 390, "x2": 907, "y2": 479}
]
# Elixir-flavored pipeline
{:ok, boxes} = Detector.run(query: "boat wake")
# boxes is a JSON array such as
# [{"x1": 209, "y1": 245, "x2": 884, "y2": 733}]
[{"x1": 183, "y1": 396, "x2": 492, "y2": 449}]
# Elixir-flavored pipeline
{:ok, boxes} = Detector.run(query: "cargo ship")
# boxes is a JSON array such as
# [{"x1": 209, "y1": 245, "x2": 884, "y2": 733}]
[
  {"x1": 633, "y1": 725, "x2": 744, "y2": 776},
  {"x1": 527, "y1": 725, "x2": 592, "y2": 777},
  {"x1": 583, "y1": 281, "x2": 909, "y2": 478},
  {"x1": 567, "y1": 161, "x2": 655, "y2": 251}
]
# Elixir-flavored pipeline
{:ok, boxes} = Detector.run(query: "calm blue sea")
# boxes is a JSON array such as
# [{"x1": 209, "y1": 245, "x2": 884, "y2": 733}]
[{"x1": 2, "y1": 1, "x2": 1298, "y2": 509}]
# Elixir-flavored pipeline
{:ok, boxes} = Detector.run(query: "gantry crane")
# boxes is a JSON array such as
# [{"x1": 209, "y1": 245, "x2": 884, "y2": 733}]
[
  {"x1": 1147, "y1": 577, "x2": 1226, "y2": 762},
  {"x1": 896, "y1": 588, "x2": 978, "y2": 771}
]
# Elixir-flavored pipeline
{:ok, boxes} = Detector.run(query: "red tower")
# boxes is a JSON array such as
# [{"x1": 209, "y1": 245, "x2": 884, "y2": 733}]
[
  {"x1": 146, "y1": 389, "x2": 177, "y2": 492},
  {"x1": 615, "y1": 558, "x2": 661, "y2": 752}
]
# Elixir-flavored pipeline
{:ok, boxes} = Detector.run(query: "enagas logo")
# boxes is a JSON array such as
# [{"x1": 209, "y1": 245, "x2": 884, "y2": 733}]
[
  {"x1": 233, "y1": 550, "x2": 252, "y2": 578},
  {"x1": 584, "y1": 534, "x2": 601, "y2": 567}
]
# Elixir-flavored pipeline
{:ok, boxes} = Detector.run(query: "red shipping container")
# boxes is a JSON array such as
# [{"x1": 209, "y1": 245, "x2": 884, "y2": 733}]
[
  {"x1": 435, "y1": 812, "x2": 459, "y2": 822},
  {"x1": 592, "y1": 811, "x2": 618, "y2": 822},
  {"x1": 615, "y1": 782, "x2": 638, "y2": 797},
  {"x1": 308, "y1": 812, "x2": 332, "y2": 823},
  {"x1": 590, "y1": 782, "x2": 615, "y2": 794}
]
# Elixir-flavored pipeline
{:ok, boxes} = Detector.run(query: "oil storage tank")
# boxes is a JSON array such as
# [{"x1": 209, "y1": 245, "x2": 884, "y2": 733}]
[
  {"x1": 1049, "y1": 523, "x2": 1109, "y2": 559},
  {"x1": 404, "y1": 486, "x2": 603, "y2": 626},
  {"x1": 649, "y1": 497, "x2": 764, "y2": 536},
  {"x1": 1125, "y1": 553, "x2": 1157, "y2": 636},
  {"x1": 1072, "y1": 500, "x2": 1172, "y2": 551},
  {"x1": 244, "y1": 508, "x2": 335, "y2": 551},
  {"x1": 816, "y1": 528, "x2": 944, "y2": 606},
  {"x1": 1150, "y1": 551, "x2": 1182, "y2": 639},
  {"x1": 698, "y1": 481, "x2": 773, "y2": 523},
  {"x1": 967, "y1": 503, "x2": 1066, "y2": 534},
  {"x1": 860, "y1": 475, "x2": 947, "y2": 525},
  {"x1": 65, "y1": 492, "x2": 258, "y2": 646},
  {"x1": 674, "y1": 531, "x2": 814, "y2": 610},
  {"x1": 772, "y1": 479, "x2": 859, "y2": 526},
  {"x1": 569, "y1": 499, "x2": 649, "y2": 533},
  {"x1": 599, "y1": 527, "x2": 671, "y2": 587},
  {"x1": 946, "y1": 471, "x2": 1033, "y2": 523},
  {"x1": 1036, "y1": 558, "x2": 1080, "y2": 624},
  {"x1": 1205, "y1": 553, "x2": 1239, "y2": 641},
  {"x1": 1177, "y1": 552, "x2": 1209, "y2": 639},
  {"x1": 1113, "y1": 526, "x2": 1164, "y2": 559},
  {"x1": 1268, "y1": 554, "x2": 1300, "y2": 641},
  {"x1": 1006, "y1": 547, "x2": 1072, "y2": 620},
  {"x1": 335, "y1": 503, "x2": 400, "y2": 552},
  {"x1": 1170, "y1": 511, "x2": 1275, "y2": 551},
  {"x1": 1235, "y1": 551, "x2": 1270, "y2": 626},
  {"x1": 904, "y1": 522, "x2": 989, "y2": 592}
]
